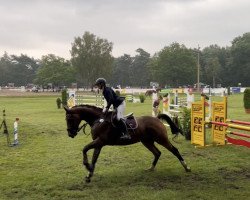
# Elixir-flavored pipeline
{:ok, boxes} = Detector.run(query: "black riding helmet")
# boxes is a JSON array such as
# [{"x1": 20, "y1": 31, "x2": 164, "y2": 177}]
[{"x1": 94, "y1": 78, "x2": 106, "y2": 87}]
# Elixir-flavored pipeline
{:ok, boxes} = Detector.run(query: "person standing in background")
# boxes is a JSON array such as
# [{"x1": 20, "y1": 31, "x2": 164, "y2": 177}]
[{"x1": 153, "y1": 96, "x2": 163, "y2": 117}]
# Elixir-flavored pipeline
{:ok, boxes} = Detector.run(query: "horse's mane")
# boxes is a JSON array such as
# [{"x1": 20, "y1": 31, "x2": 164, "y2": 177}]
[{"x1": 72, "y1": 104, "x2": 103, "y2": 112}]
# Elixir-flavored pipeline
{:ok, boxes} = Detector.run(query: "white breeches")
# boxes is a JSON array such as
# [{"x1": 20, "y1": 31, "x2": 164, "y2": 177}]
[{"x1": 116, "y1": 101, "x2": 125, "y2": 120}]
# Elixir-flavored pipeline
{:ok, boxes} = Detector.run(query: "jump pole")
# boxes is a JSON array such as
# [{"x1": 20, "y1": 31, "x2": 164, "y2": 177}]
[
  {"x1": 226, "y1": 131, "x2": 250, "y2": 139},
  {"x1": 226, "y1": 119, "x2": 250, "y2": 126},
  {"x1": 211, "y1": 121, "x2": 250, "y2": 132}
]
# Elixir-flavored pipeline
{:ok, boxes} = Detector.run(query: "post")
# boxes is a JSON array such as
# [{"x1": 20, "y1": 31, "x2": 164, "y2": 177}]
[
  {"x1": 0, "y1": 109, "x2": 10, "y2": 146},
  {"x1": 197, "y1": 45, "x2": 200, "y2": 92}
]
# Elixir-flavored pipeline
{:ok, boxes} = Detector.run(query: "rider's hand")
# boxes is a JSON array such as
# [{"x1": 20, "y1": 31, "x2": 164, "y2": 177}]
[{"x1": 102, "y1": 108, "x2": 107, "y2": 113}]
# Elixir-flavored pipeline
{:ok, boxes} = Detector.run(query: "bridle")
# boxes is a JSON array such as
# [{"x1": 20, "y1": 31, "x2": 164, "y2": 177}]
[
  {"x1": 66, "y1": 114, "x2": 89, "y2": 135},
  {"x1": 65, "y1": 107, "x2": 109, "y2": 136}
]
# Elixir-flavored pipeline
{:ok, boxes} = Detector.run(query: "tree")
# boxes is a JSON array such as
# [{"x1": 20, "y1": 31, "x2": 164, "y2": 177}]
[
  {"x1": 150, "y1": 43, "x2": 196, "y2": 87},
  {"x1": 10, "y1": 54, "x2": 40, "y2": 86},
  {"x1": 201, "y1": 45, "x2": 222, "y2": 87},
  {"x1": 148, "y1": 53, "x2": 159, "y2": 84},
  {"x1": 215, "y1": 47, "x2": 231, "y2": 87},
  {"x1": 130, "y1": 48, "x2": 151, "y2": 87},
  {"x1": 209, "y1": 57, "x2": 220, "y2": 88},
  {"x1": 0, "y1": 52, "x2": 12, "y2": 86},
  {"x1": 229, "y1": 32, "x2": 250, "y2": 86},
  {"x1": 111, "y1": 54, "x2": 133, "y2": 87},
  {"x1": 34, "y1": 54, "x2": 75, "y2": 87},
  {"x1": 0, "y1": 52, "x2": 40, "y2": 86},
  {"x1": 70, "y1": 32, "x2": 113, "y2": 87}
]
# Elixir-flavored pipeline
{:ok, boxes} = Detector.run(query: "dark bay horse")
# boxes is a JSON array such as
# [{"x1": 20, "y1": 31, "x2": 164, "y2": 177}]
[{"x1": 64, "y1": 105, "x2": 191, "y2": 183}]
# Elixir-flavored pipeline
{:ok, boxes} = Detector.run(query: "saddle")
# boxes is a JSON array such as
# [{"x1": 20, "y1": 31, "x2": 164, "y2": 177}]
[
  {"x1": 123, "y1": 113, "x2": 138, "y2": 130},
  {"x1": 110, "y1": 112, "x2": 138, "y2": 130}
]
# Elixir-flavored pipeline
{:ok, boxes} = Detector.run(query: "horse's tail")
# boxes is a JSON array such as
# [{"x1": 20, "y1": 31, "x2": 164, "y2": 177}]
[{"x1": 157, "y1": 114, "x2": 183, "y2": 136}]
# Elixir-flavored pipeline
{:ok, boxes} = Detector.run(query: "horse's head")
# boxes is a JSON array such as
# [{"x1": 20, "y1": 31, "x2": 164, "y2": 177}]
[{"x1": 64, "y1": 106, "x2": 82, "y2": 138}]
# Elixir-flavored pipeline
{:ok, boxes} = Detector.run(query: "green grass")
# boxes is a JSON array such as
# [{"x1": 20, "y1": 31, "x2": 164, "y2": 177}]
[{"x1": 0, "y1": 94, "x2": 249, "y2": 200}]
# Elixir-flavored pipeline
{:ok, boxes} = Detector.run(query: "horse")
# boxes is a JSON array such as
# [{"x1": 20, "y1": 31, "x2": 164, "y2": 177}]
[
  {"x1": 64, "y1": 105, "x2": 191, "y2": 183},
  {"x1": 145, "y1": 88, "x2": 161, "y2": 98}
]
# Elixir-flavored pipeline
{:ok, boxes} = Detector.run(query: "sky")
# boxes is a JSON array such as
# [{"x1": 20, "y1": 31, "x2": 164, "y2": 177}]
[{"x1": 0, "y1": 0, "x2": 249, "y2": 59}]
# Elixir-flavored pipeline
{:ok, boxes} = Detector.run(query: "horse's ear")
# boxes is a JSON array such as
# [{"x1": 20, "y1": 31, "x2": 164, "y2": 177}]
[{"x1": 63, "y1": 105, "x2": 70, "y2": 112}]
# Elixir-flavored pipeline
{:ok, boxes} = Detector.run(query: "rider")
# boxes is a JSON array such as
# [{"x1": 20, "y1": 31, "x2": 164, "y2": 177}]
[{"x1": 94, "y1": 78, "x2": 131, "y2": 140}]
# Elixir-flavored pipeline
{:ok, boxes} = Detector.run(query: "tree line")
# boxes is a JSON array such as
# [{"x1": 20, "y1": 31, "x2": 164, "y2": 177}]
[{"x1": 0, "y1": 31, "x2": 249, "y2": 88}]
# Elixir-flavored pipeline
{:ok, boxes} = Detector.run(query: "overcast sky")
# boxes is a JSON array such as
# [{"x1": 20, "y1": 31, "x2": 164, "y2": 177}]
[{"x1": 0, "y1": 0, "x2": 249, "y2": 59}]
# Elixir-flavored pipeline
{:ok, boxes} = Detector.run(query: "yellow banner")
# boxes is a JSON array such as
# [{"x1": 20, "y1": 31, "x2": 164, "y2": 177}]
[
  {"x1": 67, "y1": 97, "x2": 75, "y2": 108},
  {"x1": 212, "y1": 97, "x2": 227, "y2": 145},
  {"x1": 191, "y1": 97, "x2": 205, "y2": 146},
  {"x1": 173, "y1": 88, "x2": 184, "y2": 93}
]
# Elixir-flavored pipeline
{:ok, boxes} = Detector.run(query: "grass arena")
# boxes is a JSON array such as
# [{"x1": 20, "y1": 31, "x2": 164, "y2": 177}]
[{"x1": 0, "y1": 91, "x2": 249, "y2": 199}]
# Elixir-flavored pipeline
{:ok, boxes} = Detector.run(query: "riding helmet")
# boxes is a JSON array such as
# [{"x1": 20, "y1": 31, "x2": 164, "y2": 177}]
[{"x1": 95, "y1": 78, "x2": 106, "y2": 86}]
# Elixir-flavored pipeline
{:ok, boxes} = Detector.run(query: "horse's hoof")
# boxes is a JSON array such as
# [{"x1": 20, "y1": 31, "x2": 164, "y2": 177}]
[
  {"x1": 83, "y1": 162, "x2": 88, "y2": 167},
  {"x1": 85, "y1": 177, "x2": 91, "y2": 183},
  {"x1": 185, "y1": 167, "x2": 191, "y2": 172},
  {"x1": 145, "y1": 167, "x2": 155, "y2": 172}
]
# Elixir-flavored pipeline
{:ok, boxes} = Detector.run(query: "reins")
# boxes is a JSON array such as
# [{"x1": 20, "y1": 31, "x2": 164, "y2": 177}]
[{"x1": 77, "y1": 122, "x2": 89, "y2": 136}]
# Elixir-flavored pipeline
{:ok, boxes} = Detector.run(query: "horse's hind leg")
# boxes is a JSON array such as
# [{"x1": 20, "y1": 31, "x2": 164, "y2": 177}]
[
  {"x1": 171, "y1": 145, "x2": 191, "y2": 172},
  {"x1": 159, "y1": 141, "x2": 191, "y2": 172},
  {"x1": 142, "y1": 141, "x2": 161, "y2": 171}
]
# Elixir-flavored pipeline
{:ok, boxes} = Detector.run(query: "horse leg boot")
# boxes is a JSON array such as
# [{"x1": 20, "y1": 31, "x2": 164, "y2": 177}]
[
  {"x1": 119, "y1": 119, "x2": 131, "y2": 140},
  {"x1": 169, "y1": 145, "x2": 191, "y2": 172}
]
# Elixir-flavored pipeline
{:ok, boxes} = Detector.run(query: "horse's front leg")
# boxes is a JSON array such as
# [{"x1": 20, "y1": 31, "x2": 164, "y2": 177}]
[
  {"x1": 82, "y1": 138, "x2": 103, "y2": 183},
  {"x1": 85, "y1": 147, "x2": 102, "y2": 183}
]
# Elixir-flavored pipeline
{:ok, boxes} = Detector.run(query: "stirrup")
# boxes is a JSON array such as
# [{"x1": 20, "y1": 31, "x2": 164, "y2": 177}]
[
  {"x1": 124, "y1": 112, "x2": 133, "y2": 118},
  {"x1": 120, "y1": 133, "x2": 131, "y2": 139}
]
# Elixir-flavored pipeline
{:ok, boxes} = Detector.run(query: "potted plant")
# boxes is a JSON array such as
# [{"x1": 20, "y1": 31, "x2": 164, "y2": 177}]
[
  {"x1": 243, "y1": 88, "x2": 250, "y2": 114},
  {"x1": 56, "y1": 98, "x2": 62, "y2": 109},
  {"x1": 180, "y1": 108, "x2": 191, "y2": 140},
  {"x1": 139, "y1": 94, "x2": 146, "y2": 103},
  {"x1": 61, "y1": 89, "x2": 67, "y2": 106}
]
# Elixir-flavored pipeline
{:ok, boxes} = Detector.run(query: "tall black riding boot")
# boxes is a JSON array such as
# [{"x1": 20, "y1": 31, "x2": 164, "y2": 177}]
[{"x1": 119, "y1": 119, "x2": 131, "y2": 139}]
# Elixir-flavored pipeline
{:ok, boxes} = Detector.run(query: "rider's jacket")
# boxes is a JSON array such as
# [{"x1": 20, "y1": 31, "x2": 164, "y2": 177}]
[{"x1": 102, "y1": 87, "x2": 125, "y2": 109}]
